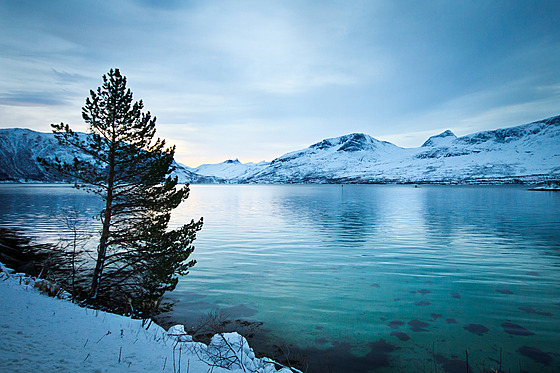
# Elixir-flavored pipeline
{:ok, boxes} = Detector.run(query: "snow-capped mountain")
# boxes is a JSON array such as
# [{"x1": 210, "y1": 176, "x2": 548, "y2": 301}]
[
  {"x1": 243, "y1": 133, "x2": 404, "y2": 183},
  {"x1": 0, "y1": 128, "x2": 219, "y2": 184},
  {"x1": 0, "y1": 129, "x2": 66, "y2": 182},
  {"x1": 191, "y1": 159, "x2": 269, "y2": 182},
  {"x1": 201, "y1": 115, "x2": 560, "y2": 184},
  {"x1": 1, "y1": 115, "x2": 559, "y2": 184},
  {"x1": 171, "y1": 162, "x2": 224, "y2": 184},
  {"x1": 421, "y1": 130, "x2": 457, "y2": 147}
]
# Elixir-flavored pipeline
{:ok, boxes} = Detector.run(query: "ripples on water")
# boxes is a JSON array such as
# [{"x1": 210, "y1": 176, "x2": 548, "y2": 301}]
[{"x1": 1, "y1": 184, "x2": 559, "y2": 372}]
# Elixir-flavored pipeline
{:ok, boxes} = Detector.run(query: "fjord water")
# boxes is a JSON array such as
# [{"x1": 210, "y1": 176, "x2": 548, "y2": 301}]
[{"x1": 1, "y1": 184, "x2": 559, "y2": 372}]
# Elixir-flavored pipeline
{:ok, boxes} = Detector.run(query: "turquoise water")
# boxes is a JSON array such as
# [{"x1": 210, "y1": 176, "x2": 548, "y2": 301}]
[{"x1": 1, "y1": 184, "x2": 559, "y2": 372}]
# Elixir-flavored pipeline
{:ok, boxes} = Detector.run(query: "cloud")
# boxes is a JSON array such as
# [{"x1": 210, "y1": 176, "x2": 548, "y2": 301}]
[
  {"x1": 1, "y1": 0, "x2": 559, "y2": 164},
  {"x1": 51, "y1": 69, "x2": 90, "y2": 84},
  {"x1": 174, "y1": 1, "x2": 380, "y2": 96},
  {"x1": 0, "y1": 91, "x2": 69, "y2": 107}
]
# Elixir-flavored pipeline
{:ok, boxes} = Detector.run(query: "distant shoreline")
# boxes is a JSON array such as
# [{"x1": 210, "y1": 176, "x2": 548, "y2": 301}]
[{"x1": 1, "y1": 177, "x2": 559, "y2": 186}]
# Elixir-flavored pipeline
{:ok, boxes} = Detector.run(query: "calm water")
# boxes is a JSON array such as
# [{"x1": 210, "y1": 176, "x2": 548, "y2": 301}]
[{"x1": 1, "y1": 184, "x2": 559, "y2": 372}]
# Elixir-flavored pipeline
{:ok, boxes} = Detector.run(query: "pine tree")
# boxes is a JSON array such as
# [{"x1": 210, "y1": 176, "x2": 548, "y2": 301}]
[{"x1": 44, "y1": 68, "x2": 202, "y2": 314}]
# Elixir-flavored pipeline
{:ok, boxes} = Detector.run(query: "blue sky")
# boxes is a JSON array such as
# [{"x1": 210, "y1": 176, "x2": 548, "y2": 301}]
[{"x1": 1, "y1": 0, "x2": 559, "y2": 166}]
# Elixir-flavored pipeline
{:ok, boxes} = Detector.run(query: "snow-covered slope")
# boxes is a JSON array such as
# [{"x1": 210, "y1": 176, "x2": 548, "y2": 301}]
[
  {"x1": 192, "y1": 159, "x2": 269, "y2": 182},
  {"x1": 0, "y1": 128, "x2": 218, "y2": 184},
  {"x1": 234, "y1": 115, "x2": 560, "y2": 183},
  {"x1": 172, "y1": 161, "x2": 224, "y2": 184},
  {"x1": 0, "y1": 263, "x2": 295, "y2": 373},
  {"x1": 421, "y1": 130, "x2": 457, "y2": 147},
  {"x1": 0, "y1": 128, "x2": 68, "y2": 182},
  {"x1": 244, "y1": 133, "x2": 404, "y2": 183}
]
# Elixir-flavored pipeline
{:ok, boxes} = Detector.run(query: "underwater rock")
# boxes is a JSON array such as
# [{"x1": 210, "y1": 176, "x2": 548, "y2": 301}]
[
  {"x1": 417, "y1": 289, "x2": 431, "y2": 294},
  {"x1": 366, "y1": 339, "x2": 398, "y2": 369},
  {"x1": 388, "y1": 320, "x2": 405, "y2": 329},
  {"x1": 431, "y1": 313, "x2": 442, "y2": 320},
  {"x1": 408, "y1": 320, "x2": 429, "y2": 332},
  {"x1": 445, "y1": 318, "x2": 458, "y2": 324},
  {"x1": 435, "y1": 354, "x2": 473, "y2": 373},
  {"x1": 285, "y1": 338, "x2": 398, "y2": 372},
  {"x1": 225, "y1": 304, "x2": 258, "y2": 318},
  {"x1": 451, "y1": 292, "x2": 461, "y2": 299},
  {"x1": 414, "y1": 300, "x2": 431, "y2": 306},
  {"x1": 502, "y1": 322, "x2": 534, "y2": 336},
  {"x1": 390, "y1": 331, "x2": 410, "y2": 341},
  {"x1": 496, "y1": 289, "x2": 514, "y2": 295},
  {"x1": 463, "y1": 323, "x2": 489, "y2": 336},
  {"x1": 517, "y1": 346, "x2": 552, "y2": 366},
  {"x1": 518, "y1": 306, "x2": 553, "y2": 317}
]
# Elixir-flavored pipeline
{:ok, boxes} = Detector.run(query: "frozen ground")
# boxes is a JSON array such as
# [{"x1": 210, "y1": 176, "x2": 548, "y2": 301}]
[{"x1": 0, "y1": 262, "x2": 297, "y2": 373}]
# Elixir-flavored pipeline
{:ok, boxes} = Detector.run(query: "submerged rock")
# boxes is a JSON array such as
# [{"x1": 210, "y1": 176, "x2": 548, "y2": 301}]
[
  {"x1": 463, "y1": 323, "x2": 489, "y2": 336},
  {"x1": 517, "y1": 346, "x2": 553, "y2": 366},
  {"x1": 390, "y1": 331, "x2": 410, "y2": 341},
  {"x1": 496, "y1": 289, "x2": 514, "y2": 295},
  {"x1": 501, "y1": 322, "x2": 535, "y2": 336},
  {"x1": 435, "y1": 354, "x2": 473, "y2": 373},
  {"x1": 388, "y1": 320, "x2": 405, "y2": 329},
  {"x1": 518, "y1": 306, "x2": 553, "y2": 317},
  {"x1": 408, "y1": 320, "x2": 429, "y2": 332},
  {"x1": 225, "y1": 304, "x2": 259, "y2": 318},
  {"x1": 273, "y1": 338, "x2": 398, "y2": 372}
]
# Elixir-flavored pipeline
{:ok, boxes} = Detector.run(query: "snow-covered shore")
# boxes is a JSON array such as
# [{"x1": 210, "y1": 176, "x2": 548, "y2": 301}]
[{"x1": 0, "y1": 262, "x2": 298, "y2": 373}]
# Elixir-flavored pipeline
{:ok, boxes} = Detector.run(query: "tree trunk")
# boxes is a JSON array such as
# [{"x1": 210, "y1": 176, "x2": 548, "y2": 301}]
[{"x1": 89, "y1": 145, "x2": 116, "y2": 303}]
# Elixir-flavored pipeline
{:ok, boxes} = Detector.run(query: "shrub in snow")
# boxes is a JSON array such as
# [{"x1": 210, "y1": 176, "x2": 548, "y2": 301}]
[
  {"x1": 0, "y1": 261, "x2": 70, "y2": 299},
  {"x1": 199, "y1": 332, "x2": 297, "y2": 373},
  {"x1": 0, "y1": 262, "x2": 13, "y2": 274},
  {"x1": 33, "y1": 279, "x2": 62, "y2": 298},
  {"x1": 206, "y1": 332, "x2": 256, "y2": 368}
]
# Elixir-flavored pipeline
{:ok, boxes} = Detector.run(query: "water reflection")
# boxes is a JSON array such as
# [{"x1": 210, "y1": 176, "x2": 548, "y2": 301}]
[
  {"x1": 269, "y1": 185, "x2": 380, "y2": 247},
  {"x1": 421, "y1": 186, "x2": 560, "y2": 254},
  {"x1": 2, "y1": 184, "x2": 560, "y2": 372},
  {"x1": 0, "y1": 184, "x2": 101, "y2": 245}
]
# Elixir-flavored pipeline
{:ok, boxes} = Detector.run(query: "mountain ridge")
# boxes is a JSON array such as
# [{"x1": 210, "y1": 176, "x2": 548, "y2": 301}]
[
  {"x1": 222, "y1": 115, "x2": 560, "y2": 184},
  {"x1": 0, "y1": 128, "x2": 221, "y2": 184},
  {"x1": 1, "y1": 115, "x2": 559, "y2": 184}
]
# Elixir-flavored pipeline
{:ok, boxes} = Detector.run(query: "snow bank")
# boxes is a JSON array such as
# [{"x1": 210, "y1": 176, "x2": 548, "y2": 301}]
[{"x1": 0, "y1": 263, "x2": 298, "y2": 373}]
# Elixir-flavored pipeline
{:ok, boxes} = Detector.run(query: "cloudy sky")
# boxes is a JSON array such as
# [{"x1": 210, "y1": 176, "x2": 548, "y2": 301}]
[{"x1": 1, "y1": 1, "x2": 559, "y2": 166}]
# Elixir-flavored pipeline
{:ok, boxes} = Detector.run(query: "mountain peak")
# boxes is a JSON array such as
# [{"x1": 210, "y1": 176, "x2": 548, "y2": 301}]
[
  {"x1": 337, "y1": 133, "x2": 375, "y2": 152},
  {"x1": 310, "y1": 133, "x2": 380, "y2": 152},
  {"x1": 223, "y1": 159, "x2": 241, "y2": 164},
  {"x1": 422, "y1": 130, "x2": 457, "y2": 147}
]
